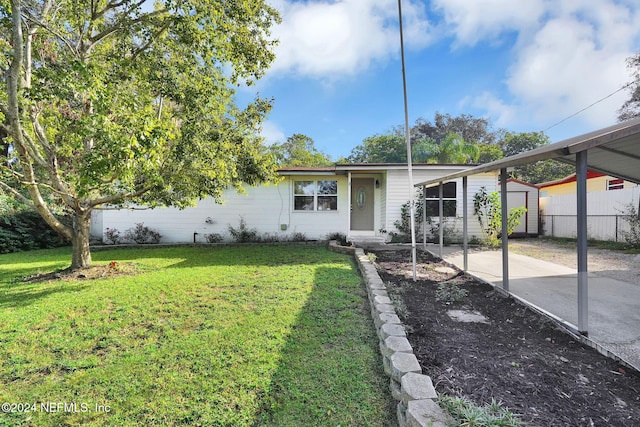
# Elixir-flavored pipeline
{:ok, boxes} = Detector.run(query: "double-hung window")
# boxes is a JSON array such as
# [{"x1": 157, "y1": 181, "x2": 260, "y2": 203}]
[
  {"x1": 424, "y1": 182, "x2": 457, "y2": 217},
  {"x1": 294, "y1": 180, "x2": 338, "y2": 211}
]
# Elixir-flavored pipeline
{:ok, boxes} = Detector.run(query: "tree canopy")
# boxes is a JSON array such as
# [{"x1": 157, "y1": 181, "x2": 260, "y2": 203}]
[
  {"x1": 410, "y1": 112, "x2": 503, "y2": 146},
  {"x1": 501, "y1": 132, "x2": 574, "y2": 184},
  {"x1": 0, "y1": 0, "x2": 281, "y2": 268},
  {"x1": 346, "y1": 113, "x2": 503, "y2": 164},
  {"x1": 618, "y1": 52, "x2": 640, "y2": 122},
  {"x1": 346, "y1": 133, "x2": 406, "y2": 163},
  {"x1": 268, "y1": 134, "x2": 332, "y2": 167},
  {"x1": 413, "y1": 133, "x2": 480, "y2": 164}
]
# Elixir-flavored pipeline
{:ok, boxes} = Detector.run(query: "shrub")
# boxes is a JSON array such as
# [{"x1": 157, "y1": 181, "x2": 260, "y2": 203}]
[
  {"x1": 228, "y1": 217, "x2": 260, "y2": 243},
  {"x1": 260, "y1": 233, "x2": 281, "y2": 243},
  {"x1": 327, "y1": 232, "x2": 348, "y2": 246},
  {"x1": 0, "y1": 209, "x2": 69, "y2": 253},
  {"x1": 204, "y1": 233, "x2": 224, "y2": 243},
  {"x1": 103, "y1": 227, "x2": 121, "y2": 244},
  {"x1": 290, "y1": 232, "x2": 307, "y2": 242},
  {"x1": 439, "y1": 395, "x2": 521, "y2": 427},
  {"x1": 426, "y1": 216, "x2": 459, "y2": 245},
  {"x1": 473, "y1": 186, "x2": 527, "y2": 248},
  {"x1": 620, "y1": 202, "x2": 640, "y2": 249},
  {"x1": 392, "y1": 196, "x2": 424, "y2": 241},
  {"x1": 435, "y1": 282, "x2": 468, "y2": 303},
  {"x1": 125, "y1": 223, "x2": 162, "y2": 244}
]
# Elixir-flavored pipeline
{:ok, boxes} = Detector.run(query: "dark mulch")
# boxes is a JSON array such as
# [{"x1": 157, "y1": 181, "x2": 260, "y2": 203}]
[{"x1": 372, "y1": 248, "x2": 640, "y2": 427}]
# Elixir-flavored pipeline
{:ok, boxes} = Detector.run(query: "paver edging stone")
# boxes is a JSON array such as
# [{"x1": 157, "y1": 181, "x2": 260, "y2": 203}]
[{"x1": 348, "y1": 246, "x2": 454, "y2": 427}]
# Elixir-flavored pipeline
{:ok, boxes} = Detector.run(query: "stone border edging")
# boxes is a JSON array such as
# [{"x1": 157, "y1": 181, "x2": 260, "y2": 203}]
[{"x1": 328, "y1": 241, "x2": 453, "y2": 427}]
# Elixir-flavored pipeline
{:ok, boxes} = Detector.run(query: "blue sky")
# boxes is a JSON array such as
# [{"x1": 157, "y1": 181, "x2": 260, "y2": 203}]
[{"x1": 236, "y1": 0, "x2": 640, "y2": 160}]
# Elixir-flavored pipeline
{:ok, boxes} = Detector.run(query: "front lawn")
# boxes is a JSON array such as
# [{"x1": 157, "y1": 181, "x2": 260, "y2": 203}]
[{"x1": 0, "y1": 245, "x2": 395, "y2": 426}]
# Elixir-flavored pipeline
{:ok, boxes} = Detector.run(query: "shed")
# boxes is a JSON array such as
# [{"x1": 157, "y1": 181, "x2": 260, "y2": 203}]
[{"x1": 504, "y1": 179, "x2": 539, "y2": 236}]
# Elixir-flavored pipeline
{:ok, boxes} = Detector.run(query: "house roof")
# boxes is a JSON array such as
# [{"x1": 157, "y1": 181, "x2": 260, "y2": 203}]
[
  {"x1": 277, "y1": 166, "x2": 338, "y2": 175},
  {"x1": 415, "y1": 116, "x2": 640, "y2": 188},
  {"x1": 501, "y1": 178, "x2": 540, "y2": 189},
  {"x1": 277, "y1": 163, "x2": 479, "y2": 175},
  {"x1": 536, "y1": 170, "x2": 606, "y2": 189}
]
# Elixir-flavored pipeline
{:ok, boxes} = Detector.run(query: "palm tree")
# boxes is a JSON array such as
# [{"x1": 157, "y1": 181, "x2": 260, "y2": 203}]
[{"x1": 413, "y1": 133, "x2": 480, "y2": 164}]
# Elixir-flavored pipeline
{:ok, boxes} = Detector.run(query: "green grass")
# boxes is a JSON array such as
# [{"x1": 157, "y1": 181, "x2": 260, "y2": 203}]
[
  {"x1": 0, "y1": 246, "x2": 395, "y2": 426},
  {"x1": 538, "y1": 236, "x2": 640, "y2": 253}
]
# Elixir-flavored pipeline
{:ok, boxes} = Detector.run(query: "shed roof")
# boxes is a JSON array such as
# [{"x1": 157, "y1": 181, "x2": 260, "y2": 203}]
[{"x1": 415, "y1": 116, "x2": 640, "y2": 187}]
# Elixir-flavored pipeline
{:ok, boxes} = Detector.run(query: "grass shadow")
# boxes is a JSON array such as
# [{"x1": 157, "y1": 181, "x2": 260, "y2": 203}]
[
  {"x1": 253, "y1": 264, "x2": 396, "y2": 426},
  {"x1": 0, "y1": 281, "x2": 90, "y2": 309}
]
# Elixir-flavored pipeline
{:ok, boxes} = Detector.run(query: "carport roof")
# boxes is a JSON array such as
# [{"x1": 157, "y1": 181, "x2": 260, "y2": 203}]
[{"x1": 415, "y1": 116, "x2": 640, "y2": 187}]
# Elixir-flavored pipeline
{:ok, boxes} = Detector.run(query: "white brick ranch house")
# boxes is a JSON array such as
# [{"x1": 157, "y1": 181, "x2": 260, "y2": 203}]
[{"x1": 90, "y1": 164, "x2": 501, "y2": 244}]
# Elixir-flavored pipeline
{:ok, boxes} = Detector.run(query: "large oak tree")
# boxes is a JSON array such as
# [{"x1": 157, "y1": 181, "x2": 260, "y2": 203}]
[{"x1": 1, "y1": 0, "x2": 280, "y2": 269}]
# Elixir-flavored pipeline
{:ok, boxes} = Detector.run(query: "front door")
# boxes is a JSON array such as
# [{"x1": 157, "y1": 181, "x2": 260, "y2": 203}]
[{"x1": 351, "y1": 178, "x2": 375, "y2": 231}]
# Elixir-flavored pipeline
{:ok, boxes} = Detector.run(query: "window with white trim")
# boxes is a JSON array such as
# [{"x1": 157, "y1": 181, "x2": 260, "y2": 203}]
[
  {"x1": 424, "y1": 182, "x2": 457, "y2": 217},
  {"x1": 294, "y1": 180, "x2": 338, "y2": 211},
  {"x1": 607, "y1": 178, "x2": 624, "y2": 191}
]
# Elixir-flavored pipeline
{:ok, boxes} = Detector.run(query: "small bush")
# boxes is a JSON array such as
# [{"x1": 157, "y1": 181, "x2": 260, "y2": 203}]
[
  {"x1": 125, "y1": 223, "x2": 162, "y2": 244},
  {"x1": 228, "y1": 217, "x2": 260, "y2": 243},
  {"x1": 260, "y1": 233, "x2": 281, "y2": 243},
  {"x1": 327, "y1": 232, "x2": 348, "y2": 246},
  {"x1": 290, "y1": 232, "x2": 307, "y2": 242},
  {"x1": 439, "y1": 395, "x2": 522, "y2": 426},
  {"x1": 620, "y1": 202, "x2": 640, "y2": 249},
  {"x1": 204, "y1": 233, "x2": 224, "y2": 243},
  {"x1": 435, "y1": 282, "x2": 468, "y2": 303},
  {"x1": 103, "y1": 227, "x2": 121, "y2": 244}
]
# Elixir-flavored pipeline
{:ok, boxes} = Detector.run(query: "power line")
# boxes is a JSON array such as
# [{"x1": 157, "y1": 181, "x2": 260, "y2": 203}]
[{"x1": 542, "y1": 81, "x2": 634, "y2": 133}]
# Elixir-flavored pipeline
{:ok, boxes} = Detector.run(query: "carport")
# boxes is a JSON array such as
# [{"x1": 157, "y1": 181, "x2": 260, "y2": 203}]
[{"x1": 415, "y1": 116, "x2": 640, "y2": 336}]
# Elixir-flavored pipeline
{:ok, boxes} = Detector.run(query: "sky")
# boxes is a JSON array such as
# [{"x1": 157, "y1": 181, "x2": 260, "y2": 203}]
[{"x1": 235, "y1": 0, "x2": 640, "y2": 160}]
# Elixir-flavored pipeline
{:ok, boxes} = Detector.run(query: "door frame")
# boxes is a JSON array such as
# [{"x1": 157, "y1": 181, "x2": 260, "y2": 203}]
[{"x1": 347, "y1": 173, "x2": 381, "y2": 235}]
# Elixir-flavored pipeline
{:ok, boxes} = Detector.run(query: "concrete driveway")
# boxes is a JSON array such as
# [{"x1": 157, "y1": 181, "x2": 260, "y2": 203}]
[{"x1": 438, "y1": 246, "x2": 640, "y2": 371}]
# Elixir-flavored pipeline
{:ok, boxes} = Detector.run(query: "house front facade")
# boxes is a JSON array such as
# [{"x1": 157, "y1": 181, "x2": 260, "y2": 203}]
[{"x1": 91, "y1": 164, "x2": 499, "y2": 244}]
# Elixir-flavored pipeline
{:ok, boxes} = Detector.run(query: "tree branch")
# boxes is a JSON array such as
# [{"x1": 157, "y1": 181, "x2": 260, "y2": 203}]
[
  {"x1": 89, "y1": 184, "x2": 154, "y2": 207},
  {"x1": 7, "y1": 0, "x2": 72, "y2": 240},
  {"x1": 130, "y1": 19, "x2": 172, "y2": 61},
  {"x1": 0, "y1": 180, "x2": 34, "y2": 207},
  {"x1": 86, "y1": 7, "x2": 169, "y2": 54}
]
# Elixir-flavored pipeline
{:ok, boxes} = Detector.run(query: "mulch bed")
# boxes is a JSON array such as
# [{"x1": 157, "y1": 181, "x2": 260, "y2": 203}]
[
  {"x1": 22, "y1": 263, "x2": 138, "y2": 283},
  {"x1": 371, "y1": 248, "x2": 640, "y2": 427}
]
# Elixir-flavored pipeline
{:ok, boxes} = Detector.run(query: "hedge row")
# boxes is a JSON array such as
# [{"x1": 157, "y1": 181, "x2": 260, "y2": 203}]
[{"x1": 0, "y1": 210, "x2": 70, "y2": 254}]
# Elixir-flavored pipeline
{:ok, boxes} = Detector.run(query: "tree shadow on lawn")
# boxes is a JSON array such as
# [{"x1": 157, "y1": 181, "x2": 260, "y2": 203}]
[
  {"x1": 92, "y1": 244, "x2": 338, "y2": 269},
  {"x1": 0, "y1": 281, "x2": 90, "y2": 310},
  {"x1": 252, "y1": 265, "x2": 396, "y2": 427},
  {"x1": 0, "y1": 245, "x2": 341, "y2": 311}
]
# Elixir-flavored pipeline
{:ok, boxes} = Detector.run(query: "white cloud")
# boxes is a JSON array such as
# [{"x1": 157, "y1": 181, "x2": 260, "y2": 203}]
[
  {"x1": 268, "y1": 0, "x2": 433, "y2": 78},
  {"x1": 462, "y1": 92, "x2": 517, "y2": 128},
  {"x1": 260, "y1": 121, "x2": 286, "y2": 145},
  {"x1": 431, "y1": 0, "x2": 546, "y2": 46},
  {"x1": 445, "y1": 0, "x2": 640, "y2": 131}
]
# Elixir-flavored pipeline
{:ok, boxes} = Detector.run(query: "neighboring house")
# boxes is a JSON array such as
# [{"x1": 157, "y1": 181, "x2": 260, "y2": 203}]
[
  {"x1": 538, "y1": 170, "x2": 640, "y2": 241},
  {"x1": 538, "y1": 170, "x2": 637, "y2": 197},
  {"x1": 91, "y1": 164, "x2": 500, "y2": 244},
  {"x1": 503, "y1": 179, "x2": 539, "y2": 237}
]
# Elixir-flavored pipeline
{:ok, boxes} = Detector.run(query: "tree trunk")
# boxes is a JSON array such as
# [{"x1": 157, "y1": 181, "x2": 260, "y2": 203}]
[{"x1": 71, "y1": 211, "x2": 92, "y2": 270}]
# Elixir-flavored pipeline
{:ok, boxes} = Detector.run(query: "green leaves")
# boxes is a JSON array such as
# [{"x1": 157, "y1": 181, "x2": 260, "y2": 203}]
[
  {"x1": 0, "y1": 0, "x2": 281, "y2": 266},
  {"x1": 413, "y1": 133, "x2": 480, "y2": 164},
  {"x1": 268, "y1": 134, "x2": 333, "y2": 167}
]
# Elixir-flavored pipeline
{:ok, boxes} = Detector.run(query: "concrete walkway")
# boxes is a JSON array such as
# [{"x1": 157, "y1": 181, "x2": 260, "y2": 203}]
[{"x1": 438, "y1": 246, "x2": 640, "y2": 371}]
